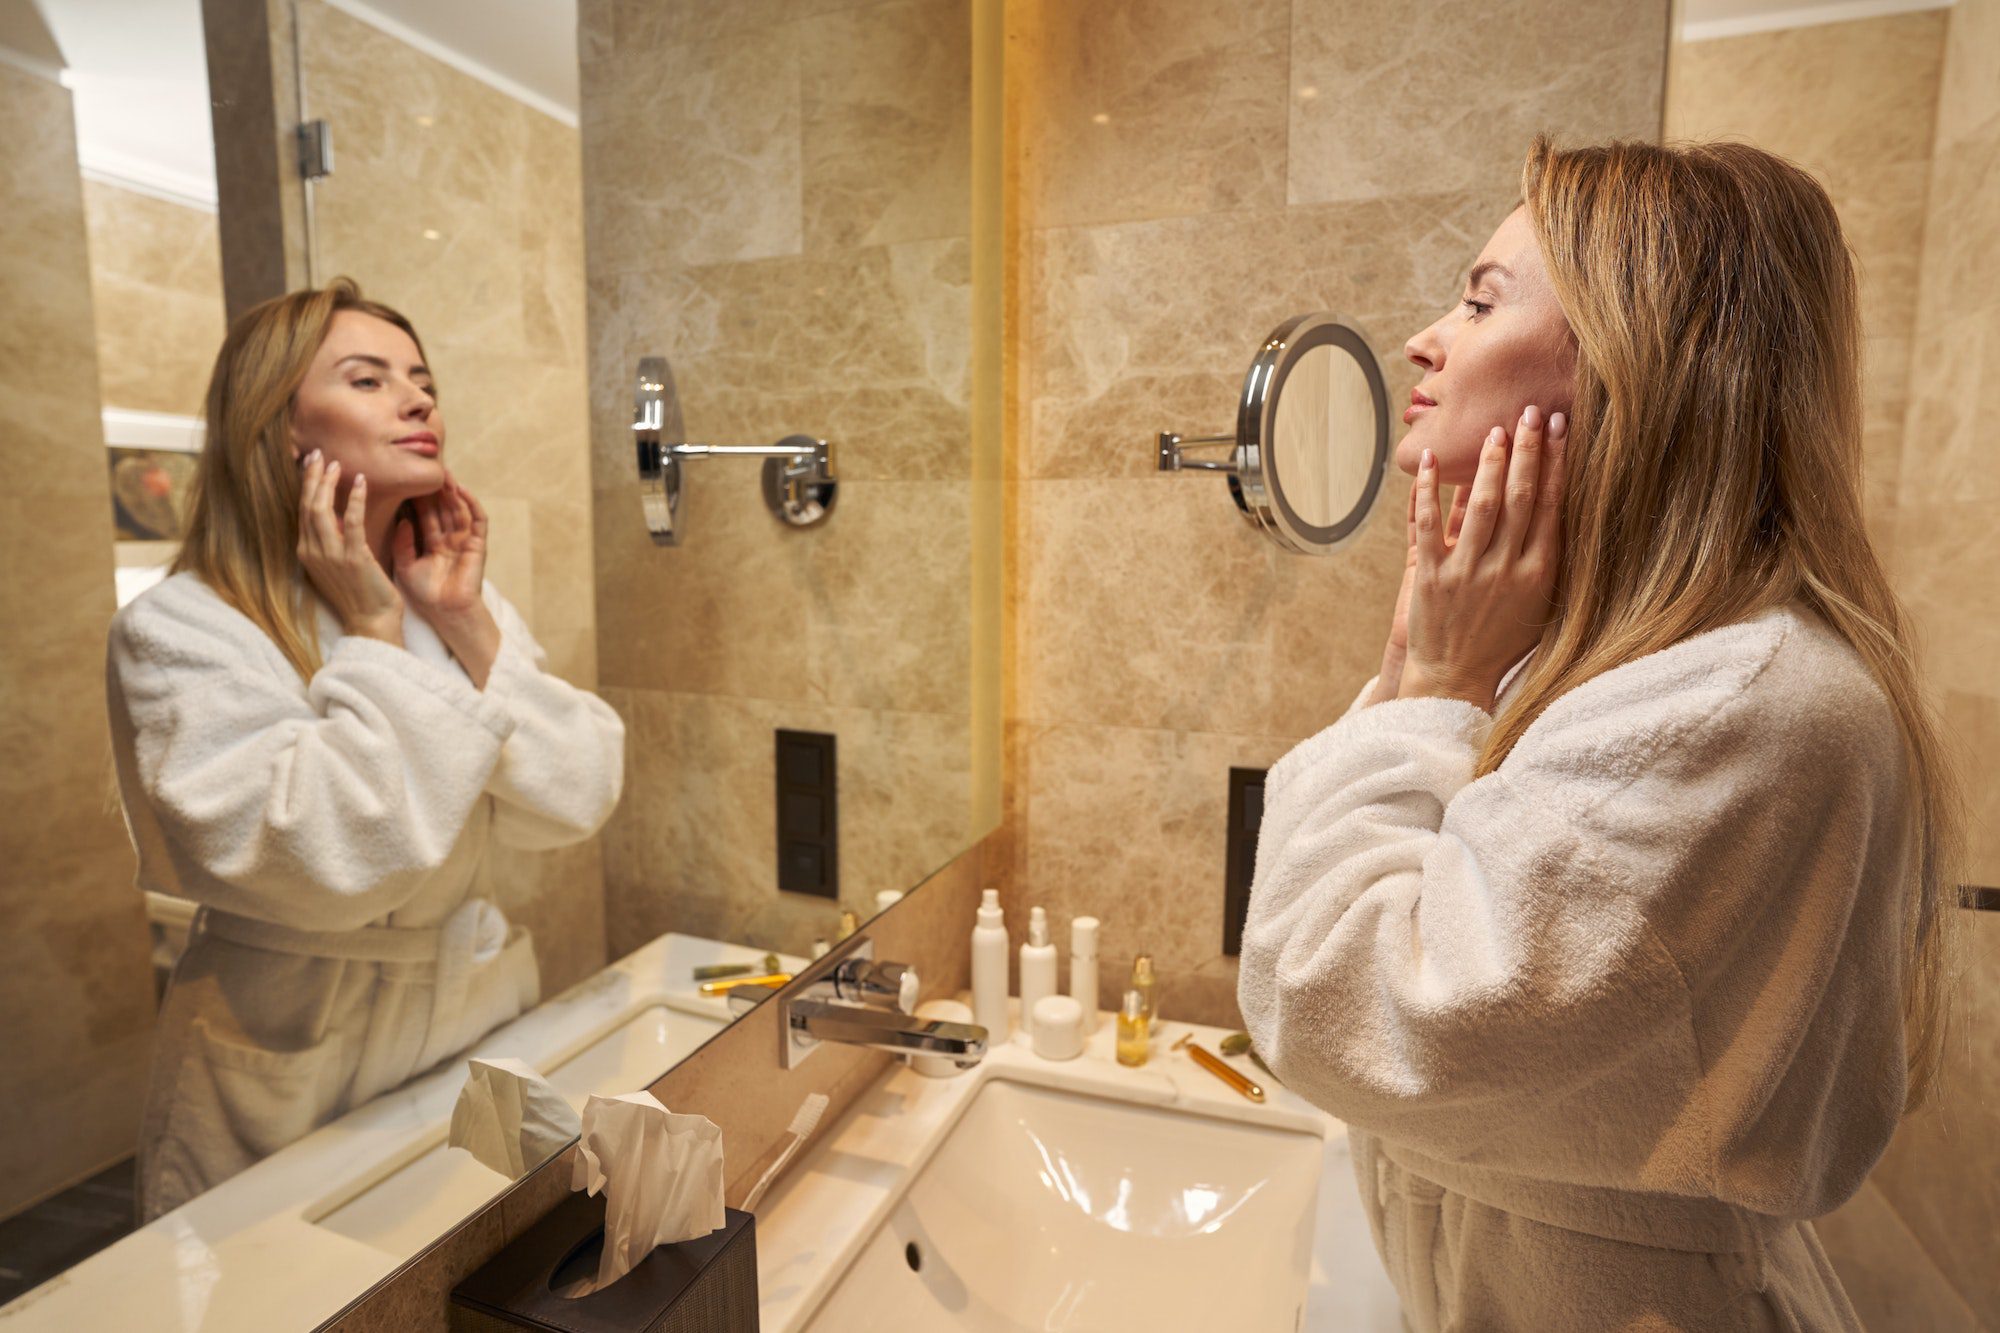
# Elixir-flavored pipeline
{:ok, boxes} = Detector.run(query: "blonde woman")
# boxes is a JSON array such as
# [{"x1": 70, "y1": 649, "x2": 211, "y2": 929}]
[
  {"x1": 106, "y1": 278, "x2": 626, "y2": 1222},
  {"x1": 1238, "y1": 135, "x2": 1967, "y2": 1331}
]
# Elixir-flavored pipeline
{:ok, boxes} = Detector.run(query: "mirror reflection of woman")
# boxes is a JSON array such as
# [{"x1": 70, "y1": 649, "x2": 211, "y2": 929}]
[
  {"x1": 1237, "y1": 135, "x2": 1966, "y2": 1331},
  {"x1": 106, "y1": 278, "x2": 626, "y2": 1222}
]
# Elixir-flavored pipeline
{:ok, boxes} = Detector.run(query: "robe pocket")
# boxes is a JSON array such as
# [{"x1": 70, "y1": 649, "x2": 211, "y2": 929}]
[
  {"x1": 453, "y1": 925, "x2": 541, "y2": 1055},
  {"x1": 193, "y1": 1018, "x2": 351, "y2": 1161}
]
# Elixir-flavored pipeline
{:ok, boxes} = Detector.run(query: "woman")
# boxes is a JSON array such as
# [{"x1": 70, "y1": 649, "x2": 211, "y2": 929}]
[
  {"x1": 1237, "y1": 135, "x2": 1968, "y2": 1331},
  {"x1": 106, "y1": 278, "x2": 626, "y2": 1222}
]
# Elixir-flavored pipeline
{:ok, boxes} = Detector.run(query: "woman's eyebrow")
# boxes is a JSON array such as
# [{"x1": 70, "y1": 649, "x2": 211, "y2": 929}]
[
  {"x1": 335, "y1": 353, "x2": 430, "y2": 378},
  {"x1": 1466, "y1": 261, "x2": 1514, "y2": 288}
]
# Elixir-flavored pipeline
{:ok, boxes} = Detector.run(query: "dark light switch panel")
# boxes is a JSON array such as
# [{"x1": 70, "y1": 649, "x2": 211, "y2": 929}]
[
  {"x1": 776, "y1": 729, "x2": 838, "y2": 899},
  {"x1": 1222, "y1": 766, "x2": 1267, "y2": 956}
]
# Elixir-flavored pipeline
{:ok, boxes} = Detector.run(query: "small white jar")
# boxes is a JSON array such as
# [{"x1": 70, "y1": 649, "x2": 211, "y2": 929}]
[{"x1": 1030, "y1": 994, "x2": 1085, "y2": 1061}]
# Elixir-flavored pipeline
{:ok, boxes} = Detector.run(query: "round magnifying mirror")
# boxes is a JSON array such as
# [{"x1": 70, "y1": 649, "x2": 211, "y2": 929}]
[{"x1": 1229, "y1": 313, "x2": 1389, "y2": 555}]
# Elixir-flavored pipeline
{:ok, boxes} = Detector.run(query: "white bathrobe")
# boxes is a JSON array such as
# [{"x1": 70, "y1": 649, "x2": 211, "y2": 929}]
[
  {"x1": 1238, "y1": 600, "x2": 1908, "y2": 1331},
  {"x1": 106, "y1": 570, "x2": 626, "y2": 1222}
]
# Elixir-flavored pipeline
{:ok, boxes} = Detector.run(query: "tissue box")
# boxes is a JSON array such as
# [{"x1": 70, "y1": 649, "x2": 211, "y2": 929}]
[{"x1": 450, "y1": 1190, "x2": 757, "y2": 1332}]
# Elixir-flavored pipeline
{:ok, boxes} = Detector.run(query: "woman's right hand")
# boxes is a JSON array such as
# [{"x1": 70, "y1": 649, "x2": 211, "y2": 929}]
[
  {"x1": 1369, "y1": 472, "x2": 1469, "y2": 705},
  {"x1": 297, "y1": 449, "x2": 404, "y2": 646}
]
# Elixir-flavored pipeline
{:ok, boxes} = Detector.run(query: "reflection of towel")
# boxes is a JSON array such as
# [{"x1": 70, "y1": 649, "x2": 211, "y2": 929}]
[{"x1": 1239, "y1": 600, "x2": 1913, "y2": 1240}]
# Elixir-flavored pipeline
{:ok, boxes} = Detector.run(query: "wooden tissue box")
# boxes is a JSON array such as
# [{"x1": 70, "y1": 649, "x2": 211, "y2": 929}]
[{"x1": 449, "y1": 1189, "x2": 757, "y2": 1332}]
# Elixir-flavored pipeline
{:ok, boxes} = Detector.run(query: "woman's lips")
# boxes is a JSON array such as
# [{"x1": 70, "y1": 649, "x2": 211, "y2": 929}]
[
  {"x1": 1402, "y1": 403, "x2": 1434, "y2": 425},
  {"x1": 394, "y1": 440, "x2": 439, "y2": 456}
]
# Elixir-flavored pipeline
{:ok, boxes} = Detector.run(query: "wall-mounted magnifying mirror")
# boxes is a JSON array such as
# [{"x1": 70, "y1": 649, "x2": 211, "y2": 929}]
[
  {"x1": 634, "y1": 356, "x2": 688, "y2": 544},
  {"x1": 1157, "y1": 312, "x2": 1389, "y2": 556}
]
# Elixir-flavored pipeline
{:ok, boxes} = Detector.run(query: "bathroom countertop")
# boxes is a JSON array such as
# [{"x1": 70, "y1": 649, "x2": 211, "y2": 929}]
[
  {"x1": 751, "y1": 996, "x2": 1369, "y2": 1333},
  {"x1": 0, "y1": 931, "x2": 803, "y2": 1333}
]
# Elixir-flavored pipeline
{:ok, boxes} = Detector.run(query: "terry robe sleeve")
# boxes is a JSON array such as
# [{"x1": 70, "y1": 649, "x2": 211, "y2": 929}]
[
  {"x1": 1236, "y1": 612, "x2": 1912, "y2": 1218},
  {"x1": 106, "y1": 587, "x2": 519, "y2": 932},
  {"x1": 477, "y1": 583, "x2": 627, "y2": 851}
]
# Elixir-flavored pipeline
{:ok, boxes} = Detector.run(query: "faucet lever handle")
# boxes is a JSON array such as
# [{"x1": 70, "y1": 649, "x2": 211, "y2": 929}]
[{"x1": 833, "y1": 957, "x2": 917, "y2": 1011}]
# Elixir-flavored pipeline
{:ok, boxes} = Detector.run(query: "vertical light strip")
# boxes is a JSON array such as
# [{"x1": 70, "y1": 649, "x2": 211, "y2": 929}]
[{"x1": 966, "y1": 0, "x2": 1005, "y2": 839}]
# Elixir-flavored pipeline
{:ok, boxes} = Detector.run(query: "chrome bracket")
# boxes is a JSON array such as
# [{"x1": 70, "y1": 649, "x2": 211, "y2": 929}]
[{"x1": 634, "y1": 357, "x2": 837, "y2": 546}]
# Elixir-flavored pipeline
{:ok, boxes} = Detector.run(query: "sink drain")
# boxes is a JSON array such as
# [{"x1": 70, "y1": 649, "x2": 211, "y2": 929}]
[{"x1": 905, "y1": 1241, "x2": 922, "y2": 1273}]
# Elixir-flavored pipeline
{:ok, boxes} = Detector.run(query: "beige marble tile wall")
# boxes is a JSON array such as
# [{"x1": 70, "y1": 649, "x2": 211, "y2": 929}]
[
  {"x1": 1871, "y1": 0, "x2": 2000, "y2": 1321},
  {"x1": 80, "y1": 182, "x2": 225, "y2": 417},
  {"x1": 296, "y1": 0, "x2": 607, "y2": 996},
  {"x1": 1665, "y1": 10, "x2": 1946, "y2": 555},
  {"x1": 1000, "y1": 0, "x2": 1672, "y2": 1028},
  {"x1": 0, "y1": 60, "x2": 158, "y2": 1221},
  {"x1": 579, "y1": 0, "x2": 983, "y2": 960}
]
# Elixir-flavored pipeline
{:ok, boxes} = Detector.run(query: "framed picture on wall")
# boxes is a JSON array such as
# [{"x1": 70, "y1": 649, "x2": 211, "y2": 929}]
[{"x1": 106, "y1": 408, "x2": 202, "y2": 606}]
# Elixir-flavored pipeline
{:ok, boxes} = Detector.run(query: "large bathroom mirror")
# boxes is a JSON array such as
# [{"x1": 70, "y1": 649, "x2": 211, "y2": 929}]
[{"x1": 0, "y1": 0, "x2": 998, "y2": 1324}]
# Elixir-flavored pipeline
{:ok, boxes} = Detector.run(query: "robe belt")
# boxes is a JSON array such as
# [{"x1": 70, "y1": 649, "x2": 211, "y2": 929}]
[
  {"x1": 199, "y1": 907, "x2": 449, "y2": 962},
  {"x1": 197, "y1": 899, "x2": 514, "y2": 1098},
  {"x1": 1374, "y1": 1134, "x2": 1794, "y2": 1254}
]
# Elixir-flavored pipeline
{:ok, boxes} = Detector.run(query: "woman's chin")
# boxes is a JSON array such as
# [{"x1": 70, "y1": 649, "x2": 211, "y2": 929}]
[{"x1": 373, "y1": 455, "x2": 445, "y2": 491}]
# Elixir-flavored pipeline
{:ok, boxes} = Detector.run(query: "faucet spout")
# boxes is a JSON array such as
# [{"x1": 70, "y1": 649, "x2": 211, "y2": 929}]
[{"x1": 790, "y1": 998, "x2": 988, "y2": 1068}]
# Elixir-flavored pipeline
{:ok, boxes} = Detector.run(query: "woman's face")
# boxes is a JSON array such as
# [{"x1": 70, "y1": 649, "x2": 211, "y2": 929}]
[
  {"x1": 1399, "y1": 205, "x2": 1576, "y2": 487},
  {"x1": 288, "y1": 310, "x2": 445, "y2": 499}
]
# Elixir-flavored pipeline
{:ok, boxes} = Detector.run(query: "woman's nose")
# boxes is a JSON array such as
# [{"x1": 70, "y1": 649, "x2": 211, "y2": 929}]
[{"x1": 1406, "y1": 315, "x2": 1446, "y2": 372}]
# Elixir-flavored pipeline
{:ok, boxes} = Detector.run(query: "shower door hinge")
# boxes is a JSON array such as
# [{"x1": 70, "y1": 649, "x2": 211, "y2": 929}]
[{"x1": 297, "y1": 120, "x2": 334, "y2": 181}]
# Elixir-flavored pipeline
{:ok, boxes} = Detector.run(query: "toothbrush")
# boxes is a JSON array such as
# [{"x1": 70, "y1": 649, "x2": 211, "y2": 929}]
[{"x1": 740, "y1": 1092, "x2": 830, "y2": 1213}]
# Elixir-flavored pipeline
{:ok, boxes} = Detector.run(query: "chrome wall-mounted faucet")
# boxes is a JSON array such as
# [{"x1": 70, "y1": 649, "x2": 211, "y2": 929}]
[{"x1": 777, "y1": 936, "x2": 988, "y2": 1070}]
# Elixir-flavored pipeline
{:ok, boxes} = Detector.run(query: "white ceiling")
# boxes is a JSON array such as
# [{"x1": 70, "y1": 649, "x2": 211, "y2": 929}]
[
  {"x1": 38, "y1": 0, "x2": 216, "y2": 204},
  {"x1": 32, "y1": 0, "x2": 577, "y2": 209},
  {"x1": 1679, "y1": 0, "x2": 1952, "y2": 39},
  {"x1": 317, "y1": 0, "x2": 578, "y2": 122}
]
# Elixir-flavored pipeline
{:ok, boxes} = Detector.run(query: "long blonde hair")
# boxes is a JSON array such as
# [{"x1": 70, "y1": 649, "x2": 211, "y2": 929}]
[
  {"x1": 1485, "y1": 135, "x2": 1969, "y2": 1117},
  {"x1": 170, "y1": 277, "x2": 428, "y2": 683}
]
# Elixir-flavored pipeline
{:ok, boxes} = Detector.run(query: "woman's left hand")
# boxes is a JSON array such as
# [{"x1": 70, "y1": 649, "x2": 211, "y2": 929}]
[
  {"x1": 392, "y1": 469, "x2": 489, "y2": 624},
  {"x1": 1399, "y1": 405, "x2": 1568, "y2": 710},
  {"x1": 393, "y1": 469, "x2": 503, "y2": 687}
]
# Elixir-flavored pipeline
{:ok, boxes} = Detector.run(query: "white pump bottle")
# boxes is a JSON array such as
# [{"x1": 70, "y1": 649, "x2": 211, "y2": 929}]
[
  {"x1": 971, "y1": 889, "x2": 1011, "y2": 1044},
  {"x1": 1018, "y1": 906, "x2": 1058, "y2": 1044}
]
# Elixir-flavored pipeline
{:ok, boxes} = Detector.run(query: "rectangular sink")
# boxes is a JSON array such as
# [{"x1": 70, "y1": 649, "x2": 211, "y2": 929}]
[{"x1": 801, "y1": 1079, "x2": 1325, "y2": 1331}]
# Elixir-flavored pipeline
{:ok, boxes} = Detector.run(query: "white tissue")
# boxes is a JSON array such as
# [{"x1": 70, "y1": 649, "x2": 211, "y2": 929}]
[
  {"x1": 447, "y1": 1057, "x2": 582, "y2": 1178},
  {"x1": 568, "y1": 1091, "x2": 726, "y2": 1294}
]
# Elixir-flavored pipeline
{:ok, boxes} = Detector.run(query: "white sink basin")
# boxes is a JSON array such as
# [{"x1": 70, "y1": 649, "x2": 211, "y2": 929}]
[
  {"x1": 755, "y1": 1006, "x2": 1404, "y2": 1333},
  {"x1": 804, "y1": 1079, "x2": 1323, "y2": 1330}
]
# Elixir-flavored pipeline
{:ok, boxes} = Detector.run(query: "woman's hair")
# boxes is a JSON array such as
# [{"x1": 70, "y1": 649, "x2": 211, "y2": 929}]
[
  {"x1": 1486, "y1": 134, "x2": 1969, "y2": 1117},
  {"x1": 170, "y1": 276, "x2": 427, "y2": 683}
]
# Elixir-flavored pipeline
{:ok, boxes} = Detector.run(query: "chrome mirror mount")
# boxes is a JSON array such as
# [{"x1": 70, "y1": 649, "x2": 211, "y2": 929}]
[
  {"x1": 633, "y1": 356, "x2": 839, "y2": 547},
  {"x1": 1156, "y1": 312, "x2": 1390, "y2": 556}
]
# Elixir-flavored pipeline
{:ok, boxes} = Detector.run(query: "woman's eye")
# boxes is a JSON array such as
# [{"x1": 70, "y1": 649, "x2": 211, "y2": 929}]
[
  {"x1": 352, "y1": 376, "x2": 380, "y2": 388},
  {"x1": 1461, "y1": 299, "x2": 1492, "y2": 319}
]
